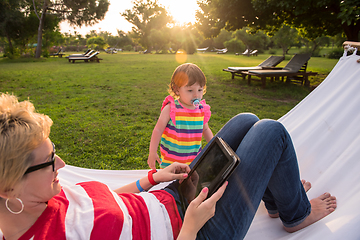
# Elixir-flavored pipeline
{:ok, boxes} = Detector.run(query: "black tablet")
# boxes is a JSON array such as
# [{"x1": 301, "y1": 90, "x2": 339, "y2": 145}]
[{"x1": 178, "y1": 137, "x2": 240, "y2": 212}]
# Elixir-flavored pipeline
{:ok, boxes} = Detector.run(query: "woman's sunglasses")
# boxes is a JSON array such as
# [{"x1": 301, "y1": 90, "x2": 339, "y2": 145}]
[{"x1": 24, "y1": 142, "x2": 56, "y2": 175}]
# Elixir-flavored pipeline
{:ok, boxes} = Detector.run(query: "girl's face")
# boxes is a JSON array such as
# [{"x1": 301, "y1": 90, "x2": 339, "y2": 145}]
[
  {"x1": 176, "y1": 82, "x2": 204, "y2": 109},
  {"x1": 18, "y1": 138, "x2": 65, "y2": 210}
]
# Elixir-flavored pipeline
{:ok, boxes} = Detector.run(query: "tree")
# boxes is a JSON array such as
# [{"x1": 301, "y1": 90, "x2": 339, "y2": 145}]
[
  {"x1": 168, "y1": 24, "x2": 203, "y2": 54},
  {"x1": 196, "y1": 0, "x2": 224, "y2": 38},
  {"x1": 87, "y1": 36, "x2": 107, "y2": 50},
  {"x1": 272, "y1": 25, "x2": 300, "y2": 57},
  {"x1": 149, "y1": 28, "x2": 170, "y2": 53},
  {"x1": 213, "y1": 29, "x2": 232, "y2": 49},
  {"x1": 196, "y1": 0, "x2": 360, "y2": 41},
  {"x1": 0, "y1": 0, "x2": 37, "y2": 57},
  {"x1": 232, "y1": 28, "x2": 270, "y2": 55},
  {"x1": 122, "y1": 0, "x2": 172, "y2": 50},
  {"x1": 31, "y1": 0, "x2": 109, "y2": 58},
  {"x1": 224, "y1": 38, "x2": 244, "y2": 53},
  {"x1": 0, "y1": 0, "x2": 63, "y2": 58}
]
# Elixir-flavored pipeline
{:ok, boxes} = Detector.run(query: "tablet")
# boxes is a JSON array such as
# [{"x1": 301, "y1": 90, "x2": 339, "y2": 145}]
[{"x1": 178, "y1": 137, "x2": 240, "y2": 212}]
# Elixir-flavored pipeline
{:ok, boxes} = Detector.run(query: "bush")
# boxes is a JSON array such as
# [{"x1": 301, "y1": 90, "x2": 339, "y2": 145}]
[
  {"x1": 183, "y1": 39, "x2": 196, "y2": 54},
  {"x1": 268, "y1": 49, "x2": 277, "y2": 55},
  {"x1": 327, "y1": 48, "x2": 344, "y2": 59},
  {"x1": 224, "y1": 39, "x2": 245, "y2": 53},
  {"x1": 123, "y1": 45, "x2": 133, "y2": 51},
  {"x1": 42, "y1": 50, "x2": 49, "y2": 58}
]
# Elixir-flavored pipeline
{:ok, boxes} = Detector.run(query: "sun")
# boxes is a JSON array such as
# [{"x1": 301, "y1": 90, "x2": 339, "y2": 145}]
[{"x1": 159, "y1": 0, "x2": 199, "y2": 25}]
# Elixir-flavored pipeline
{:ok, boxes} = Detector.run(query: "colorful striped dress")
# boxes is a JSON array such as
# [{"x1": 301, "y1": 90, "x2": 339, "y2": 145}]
[{"x1": 160, "y1": 95, "x2": 211, "y2": 169}]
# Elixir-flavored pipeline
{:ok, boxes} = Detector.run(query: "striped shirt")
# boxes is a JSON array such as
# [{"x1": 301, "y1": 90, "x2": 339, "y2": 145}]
[
  {"x1": 16, "y1": 181, "x2": 182, "y2": 240},
  {"x1": 160, "y1": 95, "x2": 211, "y2": 168}
]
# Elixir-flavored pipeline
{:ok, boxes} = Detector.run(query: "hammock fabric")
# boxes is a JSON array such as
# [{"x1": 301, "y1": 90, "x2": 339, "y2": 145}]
[
  {"x1": 1, "y1": 49, "x2": 359, "y2": 239},
  {"x1": 244, "y1": 47, "x2": 360, "y2": 239}
]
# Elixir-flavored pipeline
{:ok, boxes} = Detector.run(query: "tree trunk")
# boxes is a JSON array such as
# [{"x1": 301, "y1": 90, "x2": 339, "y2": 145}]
[
  {"x1": 35, "y1": 1, "x2": 48, "y2": 58},
  {"x1": 342, "y1": 23, "x2": 360, "y2": 42},
  {"x1": 5, "y1": 31, "x2": 14, "y2": 55}
]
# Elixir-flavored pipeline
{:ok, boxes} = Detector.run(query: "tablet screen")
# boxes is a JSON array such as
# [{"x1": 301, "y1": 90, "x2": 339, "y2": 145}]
[{"x1": 179, "y1": 141, "x2": 232, "y2": 202}]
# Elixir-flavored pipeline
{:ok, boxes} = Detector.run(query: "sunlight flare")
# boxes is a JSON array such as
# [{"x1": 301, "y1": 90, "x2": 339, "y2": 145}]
[{"x1": 175, "y1": 49, "x2": 187, "y2": 63}]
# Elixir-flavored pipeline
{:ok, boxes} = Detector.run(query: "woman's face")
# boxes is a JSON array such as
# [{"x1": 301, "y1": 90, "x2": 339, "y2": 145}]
[{"x1": 18, "y1": 138, "x2": 65, "y2": 208}]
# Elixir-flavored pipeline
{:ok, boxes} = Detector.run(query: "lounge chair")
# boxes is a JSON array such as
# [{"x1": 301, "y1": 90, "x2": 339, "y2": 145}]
[
  {"x1": 249, "y1": 49, "x2": 258, "y2": 56},
  {"x1": 216, "y1": 48, "x2": 228, "y2": 54},
  {"x1": 241, "y1": 49, "x2": 249, "y2": 56},
  {"x1": 66, "y1": 49, "x2": 94, "y2": 58},
  {"x1": 49, "y1": 48, "x2": 64, "y2": 58},
  {"x1": 223, "y1": 55, "x2": 285, "y2": 79},
  {"x1": 242, "y1": 53, "x2": 317, "y2": 87},
  {"x1": 68, "y1": 51, "x2": 102, "y2": 63},
  {"x1": 197, "y1": 47, "x2": 209, "y2": 53}
]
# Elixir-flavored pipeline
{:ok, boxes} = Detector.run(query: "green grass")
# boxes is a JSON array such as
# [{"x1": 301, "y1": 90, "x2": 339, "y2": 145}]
[{"x1": 0, "y1": 52, "x2": 338, "y2": 170}]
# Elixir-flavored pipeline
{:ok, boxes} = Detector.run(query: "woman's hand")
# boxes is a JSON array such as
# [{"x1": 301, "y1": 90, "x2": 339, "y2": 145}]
[
  {"x1": 180, "y1": 171, "x2": 199, "y2": 202},
  {"x1": 177, "y1": 182, "x2": 228, "y2": 240},
  {"x1": 153, "y1": 162, "x2": 191, "y2": 183}
]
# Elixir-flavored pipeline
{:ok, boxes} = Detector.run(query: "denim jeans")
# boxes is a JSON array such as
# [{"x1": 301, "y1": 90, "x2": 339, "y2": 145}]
[{"x1": 165, "y1": 113, "x2": 311, "y2": 239}]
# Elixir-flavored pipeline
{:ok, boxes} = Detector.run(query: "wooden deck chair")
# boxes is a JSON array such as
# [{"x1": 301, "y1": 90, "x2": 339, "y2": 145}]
[
  {"x1": 216, "y1": 48, "x2": 228, "y2": 54},
  {"x1": 68, "y1": 51, "x2": 102, "y2": 63},
  {"x1": 66, "y1": 49, "x2": 94, "y2": 58},
  {"x1": 49, "y1": 48, "x2": 64, "y2": 58},
  {"x1": 250, "y1": 49, "x2": 258, "y2": 56},
  {"x1": 223, "y1": 55, "x2": 285, "y2": 79},
  {"x1": 241, "y1": 49, "x2": 249, "y2": 56},
  {"x1": 243, "y1": 53, "x2": 317, "y2": 87}
]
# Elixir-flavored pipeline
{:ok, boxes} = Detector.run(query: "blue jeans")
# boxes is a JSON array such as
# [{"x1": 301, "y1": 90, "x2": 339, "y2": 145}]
[{"x1": 165, "y1": 113, "x2": 311, "y2": 239}]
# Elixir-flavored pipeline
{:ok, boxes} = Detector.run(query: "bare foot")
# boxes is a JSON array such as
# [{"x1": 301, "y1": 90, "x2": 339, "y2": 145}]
[
  {"x1": 301, "y1": 179, "x2": 311, "y2": 192},
  {"x1": 268, "y1": 180, "x2": 312, "y2": 218},
  {"x1": 268, "y1": 212, "x2": 279, "y2": 218},
  {"x1": 284, "y1": 192, "x2": 337, "y2": 233}
]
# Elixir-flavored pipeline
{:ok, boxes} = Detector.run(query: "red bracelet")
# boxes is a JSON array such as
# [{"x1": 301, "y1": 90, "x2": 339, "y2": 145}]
[{"x1": 148, "y1": 169, "x2": 158, "y2": 185}]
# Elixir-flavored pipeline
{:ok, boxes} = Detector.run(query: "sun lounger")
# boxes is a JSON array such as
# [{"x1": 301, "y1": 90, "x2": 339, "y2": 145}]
[
  {"x1": 197, "y1": 47, "x2": 209, "y2": 53},
  {"x1": 249, "y1": 49, "x2": 258, "y2": 56},
  {"x1": 216, "y1": 48, "x2": 228, "y2": 54},
  {"x1": 242, "y1": 53, "x2": 317, "y2": 87},
  {"x1": 66, "y1": 49, "x2": 94, "y2": 58},
  {"x1": 68, "y1": 51, "x2": 102, "y2": 63},
  {"x1": 223, "y1": 55, "x2": 285, "y2": 79},
  {"x1": 49, "y1": 48, "x2": 64, "y2": 58}
]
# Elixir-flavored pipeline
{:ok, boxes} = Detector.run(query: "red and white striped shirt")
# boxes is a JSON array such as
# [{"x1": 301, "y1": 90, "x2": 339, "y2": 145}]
[{"x1": 17, "y1": 181, "x2": 182, "y2": 240}]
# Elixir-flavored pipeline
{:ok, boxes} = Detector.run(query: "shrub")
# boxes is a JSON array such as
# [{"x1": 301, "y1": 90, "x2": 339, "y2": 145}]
[
  {"x1": 268, "y1": 49, "x2": 277, "y2": 55},
  {"x1": 224, "y1": 39, "x2": 245, "y2": 53},
  {"x1": 123, "y1": 45, "x2": 133, "y2": 51},
  {"x1": 327, "y1": 48, "x2": 344, "y2": 59}
]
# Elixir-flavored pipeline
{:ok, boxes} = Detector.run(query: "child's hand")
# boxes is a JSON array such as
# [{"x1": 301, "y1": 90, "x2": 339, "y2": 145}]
[{"x1": 147, "y1": 152, "x2": 161, "y2": 170}]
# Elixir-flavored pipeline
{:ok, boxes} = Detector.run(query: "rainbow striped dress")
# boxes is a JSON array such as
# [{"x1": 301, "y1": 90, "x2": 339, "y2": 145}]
[{"x1": 160, "y1": 95, "x2": 211, "y2": 169}]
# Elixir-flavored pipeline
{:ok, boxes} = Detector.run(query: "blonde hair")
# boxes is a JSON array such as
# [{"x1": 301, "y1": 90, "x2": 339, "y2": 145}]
[
  {"x1": 0, "y1": 93, "x2": 52, "y2": 194},
  {"x1": 168, "y1": 63, "x2": 207, "y2": 99}
]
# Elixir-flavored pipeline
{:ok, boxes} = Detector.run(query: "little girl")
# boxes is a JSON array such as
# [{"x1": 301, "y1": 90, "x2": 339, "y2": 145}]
[{"x1": 147, "y1": 63, "x2": 214, "y2": 169}]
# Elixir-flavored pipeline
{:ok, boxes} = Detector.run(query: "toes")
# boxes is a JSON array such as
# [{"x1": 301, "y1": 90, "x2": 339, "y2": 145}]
[
  {"x1": 268, "y1": 213, "x2": 279, "y2": 218},
  {"x1": 319, "y1": 192, "x2": 331, "y2": 200},
  {"x1": 301, "y1": 179, "x2": 311, "y2": 192},
  {"x1": 304, "y1": 182, "x2": 311, "y2": 190}
]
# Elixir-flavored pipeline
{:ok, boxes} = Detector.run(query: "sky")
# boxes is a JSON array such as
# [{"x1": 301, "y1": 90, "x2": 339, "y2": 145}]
[{"x1": 59, "y1": 0, "x2": 200, "y2": 36}]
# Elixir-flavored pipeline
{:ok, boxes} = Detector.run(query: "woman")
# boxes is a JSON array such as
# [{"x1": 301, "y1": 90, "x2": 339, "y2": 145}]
[{"x1": 0, "y1": 93, "x2": 336, "y2": 240}]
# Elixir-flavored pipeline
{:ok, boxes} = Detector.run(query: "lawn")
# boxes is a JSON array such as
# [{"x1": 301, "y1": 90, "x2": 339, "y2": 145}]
[{"x1": 0, "y1": 52, "x2": 339, "y2": 170}]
